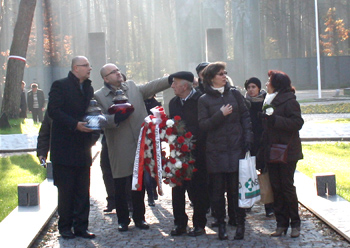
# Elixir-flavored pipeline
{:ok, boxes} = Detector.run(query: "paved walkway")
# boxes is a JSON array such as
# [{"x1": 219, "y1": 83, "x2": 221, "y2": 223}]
[{"x1": 32, "y1": 147, "x2": 350, "y2": 248}]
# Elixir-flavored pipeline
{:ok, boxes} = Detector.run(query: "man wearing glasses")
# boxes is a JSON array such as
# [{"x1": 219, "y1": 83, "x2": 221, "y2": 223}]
[
  {"x1": 94, "y1": 63, "x2": 171, "y2": 232},
  {"x1": 48, "y1": 56, "x2": 96, "y2": 239}
]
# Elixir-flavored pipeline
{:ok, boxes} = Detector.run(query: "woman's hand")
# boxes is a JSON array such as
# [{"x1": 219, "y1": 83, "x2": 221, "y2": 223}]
[{"x1": 220, "y1": 104, "x2": 233, "y2": 116}]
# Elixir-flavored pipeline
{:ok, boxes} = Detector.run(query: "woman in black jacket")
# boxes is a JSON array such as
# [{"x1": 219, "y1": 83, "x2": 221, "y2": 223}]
[
  {"x1": 198, "y1": 62, "x2": 253, "y2": 240},
  {"x1": 244, "y1": 77, "x2": 274, "y2": 217},
  {"x1": 259, "y1": 70, "x2": 303, "y2": 238}
]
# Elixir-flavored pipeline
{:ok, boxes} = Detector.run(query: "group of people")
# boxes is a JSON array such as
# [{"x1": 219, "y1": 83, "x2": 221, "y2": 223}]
[
  {"x1": 41, "y1": 55, "x2": 304, "y2": 242},
  {"x1": 19, "y1": 80, "x2": 45, "y2": 122}
]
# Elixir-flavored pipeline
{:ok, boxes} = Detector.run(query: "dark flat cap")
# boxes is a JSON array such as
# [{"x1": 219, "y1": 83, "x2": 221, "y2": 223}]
[
  {"x1": 168, "y1": 71, "x2": 194, "y2": 84},
  {"x1": 195, "y1": 62, "x2": 210, "y2": 75}
]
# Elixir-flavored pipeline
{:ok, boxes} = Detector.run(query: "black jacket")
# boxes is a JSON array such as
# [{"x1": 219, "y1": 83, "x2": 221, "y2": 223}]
[
  {"x1": 36, "y1": 111, "x2": 52, "y2": 158},
  {"x1": 48, "y1": 71, "x2": 94, "y2": 167},
  {"x1": 198, "y1": 83, "x2": 253, "y2": 173},
  {"x1": 259, "y1": 91, "x2": 304, "y2": 164},
  {"x1": 19, "y1": 90, "x2": 27, "y2": 118}
]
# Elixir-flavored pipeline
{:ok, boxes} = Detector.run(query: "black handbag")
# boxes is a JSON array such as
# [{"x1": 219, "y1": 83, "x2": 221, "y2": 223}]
[
  {"x1": 269, "y1": 133, "x2": 295, "y2": 164},
  {"x1": 269, "y1": 144, "x2": 288, "y2": 164}
]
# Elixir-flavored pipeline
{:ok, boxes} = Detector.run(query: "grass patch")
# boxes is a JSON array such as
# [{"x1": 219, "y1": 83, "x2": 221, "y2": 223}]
[
  {"x1": 0, "y1": 154, "x2": 46, "y2": 222},
  {"x1": 314, "y1": 118, "x2": 350, "y2": 124},
  {"x1": 0, "y1": 118, "x2": 40, "y2": 135},
  {"x1": 297, "y1": 143, "x2": 350, "y2": 201},
  {"x1": 301, "y1": 103, "x2": 350, "y2": 114}
]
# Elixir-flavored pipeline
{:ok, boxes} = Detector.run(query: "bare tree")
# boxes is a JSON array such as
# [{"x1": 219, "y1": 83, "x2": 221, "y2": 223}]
[{"x1": 1, "y1": 0, "x2": 37, "y2": 119}]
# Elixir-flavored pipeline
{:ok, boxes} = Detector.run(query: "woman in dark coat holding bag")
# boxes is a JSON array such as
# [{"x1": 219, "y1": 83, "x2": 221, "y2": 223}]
[
  {"x1": 198, "y1": 62, "x2": 253, "y2": 240},
  {"x1": 244, "y1": 77, "x2": 274, "y2": 217},
  {"x1": 258, "y1": 70, "x2": 303, "y2": 238}
]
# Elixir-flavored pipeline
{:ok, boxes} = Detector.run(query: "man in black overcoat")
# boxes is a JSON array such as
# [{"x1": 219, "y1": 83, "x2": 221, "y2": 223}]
[
  {"x1": 47, "y1": 56, "x2": 96, "y2": 239},
  {"x1": 168, "y1": 71, "x2": 209, "y2": 237}
]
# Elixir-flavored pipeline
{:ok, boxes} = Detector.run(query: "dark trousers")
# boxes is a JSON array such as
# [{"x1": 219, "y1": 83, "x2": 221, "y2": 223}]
[
  {"x1": 53, "y1": 164, "x2": 90, "y2": 233},
  {"x1": 268, "y1": 161, "x2": 300, "y2": 228},
  {"x1": 100, "y1": 136, "x2": 115, "y2": 209},
  {"x1": 208, "y1": 177, "x2": 236, "y2": 221},
  {"x1": 144, "y1": 170, "x2": 157, "y2": 202},
  {"x1": 172, "y1": 168, "x2": 209, "y2": 228},
  {"x1": 209, "y1": 172, "x2": 246, "y2": 226},
  {"x1": 31, "y1": 108, "x2": 43, "y2": 122},
  {"x1": 114, "y1": 175, "x2": 145, "y2": 224}
]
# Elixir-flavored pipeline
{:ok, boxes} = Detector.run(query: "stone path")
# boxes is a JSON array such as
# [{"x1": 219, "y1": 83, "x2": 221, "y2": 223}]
[{"x1": 31, "y1": 151, "x2": 350, "y2": 248}]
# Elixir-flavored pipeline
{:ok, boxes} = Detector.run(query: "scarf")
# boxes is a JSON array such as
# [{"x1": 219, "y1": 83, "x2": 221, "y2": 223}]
[
  {"x1": 263, "y1": 92, "x2": 278, "y2": 106},
  {"x1": 245, "y1": 90, "x2": 266, "y2": 103}
]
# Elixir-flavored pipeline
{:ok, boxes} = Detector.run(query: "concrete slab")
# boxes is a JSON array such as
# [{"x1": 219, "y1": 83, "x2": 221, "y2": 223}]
[
  {"x1": 0, "y1": 134, "x2": 37, "y2": 152},
  {"x1": 295, "y1": 170, "x2": 350, "y2": 242},
  {"x1": 0, "y1": 179, "x2": 57, "y2": 248}
]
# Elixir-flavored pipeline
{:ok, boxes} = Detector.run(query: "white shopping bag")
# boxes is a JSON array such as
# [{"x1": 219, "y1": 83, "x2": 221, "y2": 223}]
[{"x1": 238, "y1": 151, "x2": 261, "y2": 208}]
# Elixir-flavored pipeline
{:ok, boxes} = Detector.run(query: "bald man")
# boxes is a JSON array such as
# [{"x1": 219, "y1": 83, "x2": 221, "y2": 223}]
[{"x1": 48, "y1": 56, "x2": 96, "y2": 239}]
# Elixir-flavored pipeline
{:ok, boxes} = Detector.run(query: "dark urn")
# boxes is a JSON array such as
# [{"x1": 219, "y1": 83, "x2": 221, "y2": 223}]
[
  {"x1": 108, "y1": 89, "x2": 134, "y2": 122},
  {"x1": 83, "y1": 100, "x2": 107, "y2": 130}
]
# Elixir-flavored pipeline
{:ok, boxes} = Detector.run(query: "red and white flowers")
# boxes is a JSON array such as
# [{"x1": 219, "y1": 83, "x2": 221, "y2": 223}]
[
  {"x1": 161, "y1": 116, "x2": 196, "y2": 187},
  {"x1": 132, "y1": 107, "x2": 196, "y2": 193}
]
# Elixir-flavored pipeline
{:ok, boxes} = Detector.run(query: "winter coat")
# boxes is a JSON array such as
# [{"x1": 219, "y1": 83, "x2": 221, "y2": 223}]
[
  {"x1": 169, "y1": 90, "x2": 206, "y2": 168},
  {"x1": 94, "y1": 77, "x2": 170, "y2": 179},
  {"x1": 245, "y1": 90, "x2": 266, "y2": 170},
  {"x1": 48, "y1": 71, "x2": 95, "y2": 167},
  {"x1": 19, "y1": 90, "x2": 27, "y2": 118},
  {"x1": 198, "y1": 83, "x2": 253, "y2": 174},
  {"x1": 258, "y1": 91, "x2": 304, "y2": 164},
  {"x1": 36, "y1": 111, "x2": 52, "y2": 158}
]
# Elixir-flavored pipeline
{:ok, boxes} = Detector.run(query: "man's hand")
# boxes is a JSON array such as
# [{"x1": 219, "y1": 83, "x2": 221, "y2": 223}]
[
  {"x1": 38, "y1": 156, "x2": 46, "y2": 163},
  {"x1": 76, "y1": 122, "x2": 94, "y2": 132}
]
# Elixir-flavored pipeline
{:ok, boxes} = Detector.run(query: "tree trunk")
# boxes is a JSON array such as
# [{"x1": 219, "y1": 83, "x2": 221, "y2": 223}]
[{"x1": 1, "y1": 0, "x2": 37, "y2": 119}]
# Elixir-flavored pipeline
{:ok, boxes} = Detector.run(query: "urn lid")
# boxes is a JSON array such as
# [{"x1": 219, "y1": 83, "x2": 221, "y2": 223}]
[
  {"x1": 113, "y1": 89, "x2": 128, "y2": 102},
  {"x1": 86, "y1": 99, "x2": 102, "y2": 114}
]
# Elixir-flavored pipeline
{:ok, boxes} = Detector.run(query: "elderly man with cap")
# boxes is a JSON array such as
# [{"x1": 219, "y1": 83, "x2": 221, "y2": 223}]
[{"x1": 168, "y1": 71, "x2": 209, "y2": 237}]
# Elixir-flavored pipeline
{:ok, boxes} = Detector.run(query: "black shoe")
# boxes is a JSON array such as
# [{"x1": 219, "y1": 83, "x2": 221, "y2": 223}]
[
  {"x1": 245, "y1": 207, "x2": 252, "y2": 213},
  {"x1": 170, "y1": 225, "x2": 187, "y2": 236},
  {"x1": 60, "y1": 230, "x2": 75, "y2": 239},
  {"x1": 234, "y1": 226, "x2": 245, "y2": 240},
  {"x1": 135, "y1": 220, "x2": 150, "y2": 230},
  {"x1": 211, "y1": 219, "x2": 219, "y2": 228},
  {"x1": 118, "y1": 223, "x2": 128, "y2": 232},
  {"x1": 148, "y1": 200, "x2": 155, "y2": 207},
  {"x1": 218, "y1": 223, "x2": 228, "y2": 240},
  {"x1": 188, "y1": 227, "x2": 206, "y2": 237},
  {"x1": 74, "y1": 230, "x2": 96, "y2": 239},
  {"x1": 228, "y1": 218, "x2": 237, "y2": 226}
]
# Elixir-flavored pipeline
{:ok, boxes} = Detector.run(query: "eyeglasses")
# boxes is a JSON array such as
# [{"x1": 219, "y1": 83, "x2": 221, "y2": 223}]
[
  {"x1": 104, "y1": 69, "x2": 120, "y2": 77},
  {"x1": 216, "y1": 71, "x2": 227, "y2": 76},
  {"x1": 76, "y1": 64, "x2": 91, "y2": 68}
]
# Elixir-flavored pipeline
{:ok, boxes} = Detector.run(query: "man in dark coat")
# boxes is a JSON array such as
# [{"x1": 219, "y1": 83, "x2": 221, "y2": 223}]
[
  {"x1": 168, "y1": 71, "x2": 209, "y2": 237},
  {"x1": 27, "y1": 83, "x2": 45, "y2": 122},
  {"x1": 47, "y1": 56, "x2": 96, "y2": 239},
  {"x1": 19, "y1": 81, "x2": 27, "y2": 118},
  {"x1": 37, "y1": 111, "x2": 51, "y2": 164}
]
